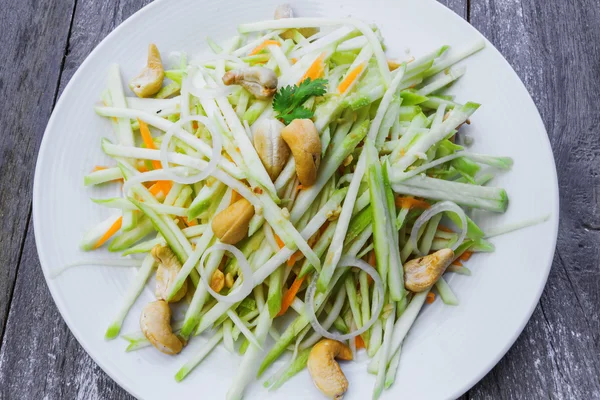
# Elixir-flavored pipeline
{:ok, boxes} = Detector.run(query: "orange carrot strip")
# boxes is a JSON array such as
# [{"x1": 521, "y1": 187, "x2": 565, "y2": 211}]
[
  {"x1": 250, "y1": 40, "x2": 281, "y2": 56},
  {"x1": 426, "y1": 292, "x2": 436, "y2": 304},
  {"x1": 287, "y1": 250, "x2": 303, "y2": 267},
  {"x1": 94, "y1": 216, "x2": 123, "y2": 249},
  {"x1": 299, "y1": 52, "x2": 326, "y2": 83},
  {"x1": 395, "y1": 196, "x2": 430, "y2": 210},
  {"x1": 149, "y1": 183, "x2": 162, "y2": 196},
  {"x1": 451, "y1": 260, "x2": 463, "y2": 267},
  {"x1": 459, "y1": 251, "x2": 473, "y2": 262},
  {"x1": 368, "y1": 250, "x2": 376, "y2": 268},
  {"x1": 274, "y1": 233, "x2": 285, "y2": 249},
  {"x1": 337, "y1": 62, "x2": 366, "y2": 94},
  {"x1": 277, "y1": 275, "x2": 306, "y2": 316},
  {"x1": 92, "y1": 165, "x2": 108, "y2": 172},
  {"x1": 437, "y1": 224, "x2": 454, "y2": 233},
  {"x1": 355, "y1": 335, "x2": 366, "y2": 349},
  {"x1": 138, "y1": 119, "x2": 163, "y2": 171}
]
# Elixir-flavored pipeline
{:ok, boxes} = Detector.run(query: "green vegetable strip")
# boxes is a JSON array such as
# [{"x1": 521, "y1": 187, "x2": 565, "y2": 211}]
[
  {"x1": 368, "y1": 291, "x2": 429, "y2": 372},
  {"x1": 215, "y1": 97, "x2": 279, "y2": 201},
  {"x1": 227, "y1": 307, "x2": 273, "y2": 400},
  {"x1": 108, "y1": 217, "x2": 155, "y2": 252},
  {"x1": 384, "y1": 345, "x2": 402, "y2": 388},
  {"x1": 188, "y1": 180, "x2": 227, "y2": 219},
  {"x1": 394, "y1": 103, "x2": 480, "y2": 172},
  {"x1": 435, "y1": 276, "x2": 459, "y2": 305},
  {"x1": 316, "y1": 154, "x2": 367, "y2": 292},
  {"x1": 345, "y1": 274, "x2": 362, "y2": 330},
  {"x1": 104, "y1": 254, "x2": 155, "y2": 339},
  {"x1": 267, "y1": 348, "x2": 311, "y2": 390},
  {"x1": 383, "y1": 160, "x2": 405, "y2": 301},
  {"x1": 419, "y1": 213, "x2": 442, "y2": 255},
  {"x1": 373, "y1": 302, "x2": 396, "y2": 399},
  {"x1": 175, "y1": 329, "x2": 224, "y2": 382},
  {"x1": 83, "y1": 168, "x2": 123, "y2": 186},
  {"x1": 424, "y1": 40, "x2": 485, "y2": 78},
  {"x1": 416, "y1": 66, "x2": 465, "y2": 96},
  {"x1": 366, "y1": 140, "x2": 390, "y2": 291},
  {"x1": 298, "y1": 221, "x2": 337, "y2": 277}
]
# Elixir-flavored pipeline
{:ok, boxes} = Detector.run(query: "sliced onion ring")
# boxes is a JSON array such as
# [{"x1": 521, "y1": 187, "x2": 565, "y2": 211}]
[
  {"x1": 305, "y1": 256, "x2": 384, "y2": 341},
  {"x1": 160, "y1": 115, "x2": 222, "y2": 184},
  {"x1": 410, "y1": 200, "x2": 467, "y2": 256},
  {"x1": 199, "y1": 243, "x2": 254, "y2": 303}
]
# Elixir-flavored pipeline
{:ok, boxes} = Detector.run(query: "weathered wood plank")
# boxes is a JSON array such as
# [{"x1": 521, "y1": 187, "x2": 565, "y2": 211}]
[
  {"x1": 0, "y1": 0, "x2": 76, "y2": 342},
  {"x1": 0, "y1": 0, "x2": 150, "y2": 399},
  {"x1": 468, "y1": 0, "x2": 600, "y2": 398}
]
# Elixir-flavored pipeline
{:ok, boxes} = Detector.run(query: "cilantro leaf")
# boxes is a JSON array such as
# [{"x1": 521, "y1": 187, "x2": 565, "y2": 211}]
[
  {"x1": 279, "y1": 107, "x2": 314, "y2": 125},
  {"x1": 272, "y1": 77, "x2": 328, "y2": 124}
]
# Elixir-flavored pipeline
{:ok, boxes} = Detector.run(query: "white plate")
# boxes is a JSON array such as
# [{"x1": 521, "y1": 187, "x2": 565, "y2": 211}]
[{"x1": 33, "y1": 0, "x2": 559, "y2": 399}]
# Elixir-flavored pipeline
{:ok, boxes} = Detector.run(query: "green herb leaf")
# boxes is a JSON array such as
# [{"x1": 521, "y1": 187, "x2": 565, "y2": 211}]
[{"x1": 273, "y1": 77, "x2": 328, "y2": 124}]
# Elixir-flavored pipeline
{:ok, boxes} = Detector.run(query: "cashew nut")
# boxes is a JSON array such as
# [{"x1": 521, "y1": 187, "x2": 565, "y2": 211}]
[
  {"x1": 222, "y1": 67, "x2": 277, "y2": 99},
  {"x1": 404, "y1": 248, "x2": 454, "y2": 292},
  {"x1": 274, "y1": 4, "x2": 319, "y2": 39},
  {"x1": 307, "y1": 339, "x2": 352, "y2": 399},
  {"x1": 129, "y1": 43, "x2": 165, "y2": 98},
  {"x1": 253, "y1": 118, "x2": 290, "y2": 180},
  {"x1": 281, "y1": 119, "x2": 321, "y2": 186},
  {"x1": 210, "y1": 269, "x2": 225, "y2": 292},
  {"x1": 152, "y1": 244, "x2": 187, "y2": 302},
  {"x1": 140, "y1": 300, "x2": 183, "y2": 355},
  {"x1": 211, "y1": 198, "x2": 255, "y2": 245}
]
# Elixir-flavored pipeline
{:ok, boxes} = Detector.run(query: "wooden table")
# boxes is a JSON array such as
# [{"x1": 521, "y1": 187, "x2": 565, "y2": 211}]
[{"x1": 1, "y1": 1, "x2": 598, "y2": 398}]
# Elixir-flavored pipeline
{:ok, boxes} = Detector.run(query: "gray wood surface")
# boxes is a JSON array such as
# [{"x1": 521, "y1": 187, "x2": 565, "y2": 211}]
[{"x1": 1, "y1": 0, "x2": 598, "y2": 399}]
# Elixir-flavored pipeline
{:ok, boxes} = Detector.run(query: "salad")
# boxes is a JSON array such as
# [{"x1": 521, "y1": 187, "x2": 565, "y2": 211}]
[{"x1": 76, "y1": 4, "x2": 518, "y2": 399}]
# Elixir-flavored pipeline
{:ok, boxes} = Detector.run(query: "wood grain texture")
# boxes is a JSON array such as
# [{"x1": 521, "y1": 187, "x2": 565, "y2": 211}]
[
  {"x1": 469, "y1": 0, "x2": 600, "y2": 398},
  {"x1": 0, "y1": 0, "x2": 149, "y2": 399},
  {"x1": 0, "y1": 0, "x2": 76, "y2": 341},
  {"x1": 1, "y1": 0, "x2": 599, "y2": 399}
]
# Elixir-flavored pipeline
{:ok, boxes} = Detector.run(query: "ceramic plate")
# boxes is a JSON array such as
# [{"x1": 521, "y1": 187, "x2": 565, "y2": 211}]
[{"x1": 34, "y1": 0, "x2": 559, "y2": 398}]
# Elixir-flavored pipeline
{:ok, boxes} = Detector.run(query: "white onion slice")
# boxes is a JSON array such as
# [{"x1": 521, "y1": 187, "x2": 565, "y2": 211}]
[
  {"x1": 160, "y1": 115, "x2": 222, "y2": 184},
  {"x1": 122, "y1": 167, "x2": 190, "y2": 194},
  {"x1": 305, "y1": 256, "x2": 384, "y2": 341},
  {"x1": 410, "y1": 200, "x2": 467, "y2": 256},
  {"x1": 199, "y1": 243, "x2": 254, "y2": 303}
]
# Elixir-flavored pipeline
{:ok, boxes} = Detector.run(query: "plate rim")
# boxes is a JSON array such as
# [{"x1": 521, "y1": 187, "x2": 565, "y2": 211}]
[{"x1": 32, "y1": 0, "x2": 560, "y2": 398}]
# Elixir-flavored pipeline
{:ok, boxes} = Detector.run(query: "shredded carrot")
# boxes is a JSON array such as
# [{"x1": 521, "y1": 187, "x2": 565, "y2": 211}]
[
  {"x1": 368, "y1": 251, "x2": 376, "y2": 268},
  {"x1": 290, "y1": 58, "x2": 298, "y2": 64},
  {"x1": 437, "y1": 225, "x2": 454, "y2": 233},
  {"x1": 192, "y1": 121, "x2": 199, "y2": 130},
  {"x1": 277, "y1": 275, "x2": 306, "y2": 316},
  {"x1": 299, "y1": 52, "x2": 326, "y2": 83},
  {"x1": 183, "y1": 217, "x2": 198, "y2": 227},
  {"x1": 94, "y1": 216, "x2": 123, "y2": 249},
  {"x1": 426, "y1": 292, "x2": 436, "y2": 304},
  {"x1": 137, "y1": 165, "x2": 149, "y2": 173},
  {"x1": 452, "y1": 259, "x2": 463, "y2": 267},
  {"x1": 395, "y1": 196, "x2": 430, "y2": 210},
  {"x1": 249, "y1": 40, "x2": 281, "y2": 56},
  {"x1": 274, "y1": 234, "x2": 285, "y2": 249},
  {"x1": 92, "y1": 165, "x2": 108, "y2": 172},
  {"x1": 149, "y1": 183, "x2": 162, "y2": 196},
  {"x1": 138, "y1": 119, "x2": 172, "y2": 196},
  {"x1": 459, "y1": 251, "x2": 473, "y2": 262},
  {"x1": 287, "y1": 250, "x2": 302, "y2": 267},
  {"x1": 337, "y1": 62, "x2": 366, "y2": 94},
  {"x1": 355, "y1": 335, "x2": 366, "y2": 349}
]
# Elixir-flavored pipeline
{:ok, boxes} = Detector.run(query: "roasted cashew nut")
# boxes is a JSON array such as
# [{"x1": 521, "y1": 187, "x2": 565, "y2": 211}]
[
  {"x1": 140, "y1": 300, "x2": 183, "y2": 355},
  {"x1": 222, "y1": 67, "x2": 278, "y2": 99},
  {"x1": 253, "y1": 118, "x2": 290, "y2": 180},
  {"x1": 211, "y1": 198, "x2": 255, "y2": 245},
  {"x1": 152, "y1": 244, "x2": 187, "y2": 302},
  {"x1": 129, "y1": 43, "x2": 165, "y2": 98},
  {"x1": 404, "y1": 248, "x2": 454, "y2": 292},
  {"x1": 307, "y1": 339, "x2": 352, "y2": 399},
  {"x1": 210, "y1": 268, "x2": 225, "y2": 292},
  {"x1": 274, "y1": 4, "x2": 319, "y2": 39},
  {"x1": 281, "y1": 119, "x2": 321, "y2": 187}
]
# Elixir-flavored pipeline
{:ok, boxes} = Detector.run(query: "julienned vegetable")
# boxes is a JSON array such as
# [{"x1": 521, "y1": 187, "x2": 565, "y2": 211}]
[{"x1": 64, "y1": 6, "x2": 535, "y2": 400}]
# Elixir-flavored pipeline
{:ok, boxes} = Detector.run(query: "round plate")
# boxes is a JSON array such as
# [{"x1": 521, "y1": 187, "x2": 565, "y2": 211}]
[{"x1": 34, "y1": 0, "x2": 559, "y2": 399}]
